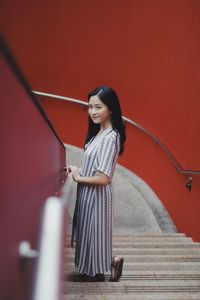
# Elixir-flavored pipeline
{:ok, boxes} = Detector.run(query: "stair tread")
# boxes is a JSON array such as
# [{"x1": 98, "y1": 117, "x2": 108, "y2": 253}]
[
  {"x1": 65, "y1": 243, "x2": 200, "y2": 249},
  {"x1": 65, "y1": 255, "x2": 200, "y2": 263},
  {"x1": 67, "y1": 233, "x2": 186, "y2": 237},
  {"x1": 64, "y1": 281, "x2": 200, "y2": 287},
  {"x1": 65, "y1": 262, "x2": 200, "y2": 272},
  {"x1": 65, "y1": 240, "x2": 194, "y2": 247},
  {"x1": 65, "y1": 270, "x2": 200, "y2": 276},
  {"x1": 65, "y1": 249, "x2": 200, "y2": 255},
  {"x1": 65, "y1": 273, "x2": 200, "y2": 281},
  {"x1": 63, "y1": 293, "x2": 200, "y2": 300}
]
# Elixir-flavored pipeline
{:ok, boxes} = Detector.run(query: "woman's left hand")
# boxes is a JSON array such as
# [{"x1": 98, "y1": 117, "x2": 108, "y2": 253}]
[{"x1": 71, "y1": 166, "x2": 81, "y2": 183}]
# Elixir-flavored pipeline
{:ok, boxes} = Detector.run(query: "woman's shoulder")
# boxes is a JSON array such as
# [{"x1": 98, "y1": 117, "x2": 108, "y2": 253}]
[{"x1": 103, "y1": 129, "x2": 119, "y2": 143}]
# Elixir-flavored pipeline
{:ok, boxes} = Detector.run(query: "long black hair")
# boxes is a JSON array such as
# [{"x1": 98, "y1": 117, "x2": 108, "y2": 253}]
[{"x1": 85, "y1": 86, "x2": 126, "y2": 155}]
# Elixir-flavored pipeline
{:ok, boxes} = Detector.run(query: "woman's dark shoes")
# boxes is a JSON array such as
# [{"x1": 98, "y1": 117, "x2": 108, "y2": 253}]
[
  {"x1": 70, "y1": 272, "x2": 105, "y2": 282},
  {"x1": 82, "y1": 273, "x2": 105, "y2": 282},
  {"x1": 109, "y1": 256, "x2": 124, "y2": 282}
]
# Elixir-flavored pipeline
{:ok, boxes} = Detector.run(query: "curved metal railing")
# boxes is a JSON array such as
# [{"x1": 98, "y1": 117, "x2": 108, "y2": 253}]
[{"x1": 32, "y1": 90, "x2": 200, "y2": 189}]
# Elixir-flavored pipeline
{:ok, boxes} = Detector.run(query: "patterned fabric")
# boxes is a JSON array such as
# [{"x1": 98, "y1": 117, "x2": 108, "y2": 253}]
[{"x1": 71, "y1": 128, "x2": 120, "y2": 276}]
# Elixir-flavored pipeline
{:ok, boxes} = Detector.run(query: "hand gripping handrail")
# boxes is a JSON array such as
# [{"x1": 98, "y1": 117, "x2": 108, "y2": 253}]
[
  {"x1": 32, "y1": 196, "x2": 66, "y2": 300},
  {"x1": 32, "y1": 90, "x2": 200, "y2": 190}
]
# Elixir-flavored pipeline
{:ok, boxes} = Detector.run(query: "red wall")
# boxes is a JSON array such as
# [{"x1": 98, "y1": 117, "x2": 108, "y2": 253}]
[
  {"x1": 1, "y1": 0, "x2": 200, "y2": 240},
  {"x1": 0, "y1": 42, "x2": 66, "y2": 299}
]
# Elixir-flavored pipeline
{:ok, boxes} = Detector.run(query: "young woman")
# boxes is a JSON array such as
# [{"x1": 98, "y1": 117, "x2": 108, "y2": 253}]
[{"x1": 67, "y1": 86, "x2": 126, "y2": 282}]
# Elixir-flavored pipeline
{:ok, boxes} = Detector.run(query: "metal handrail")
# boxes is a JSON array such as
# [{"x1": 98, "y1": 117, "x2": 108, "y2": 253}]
[
  {"x1": 32, "y1": 90, "x2": 200, "y2": 188},
  {"x1": 33, "y1": 196, "x2": 66, "y2": 300}
]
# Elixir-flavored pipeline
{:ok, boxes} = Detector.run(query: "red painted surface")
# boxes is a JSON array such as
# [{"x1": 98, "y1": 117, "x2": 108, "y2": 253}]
[
  {"x1": 0, "y1": 0, "x2": 200, "y2": 241},
  {"x1": 0, "y1": 46, "x2": 66, "y2": 299}
]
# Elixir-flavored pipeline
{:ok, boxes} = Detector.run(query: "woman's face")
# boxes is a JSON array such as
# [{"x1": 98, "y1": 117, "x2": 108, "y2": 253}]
[{"x1": 88, "y1": 95, "x2": 111, "y2": 128}]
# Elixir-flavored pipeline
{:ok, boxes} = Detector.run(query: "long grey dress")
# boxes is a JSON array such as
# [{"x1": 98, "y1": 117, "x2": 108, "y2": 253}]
[{"x1": 71, "y1": 127, "x2": 120, "y2": 276}]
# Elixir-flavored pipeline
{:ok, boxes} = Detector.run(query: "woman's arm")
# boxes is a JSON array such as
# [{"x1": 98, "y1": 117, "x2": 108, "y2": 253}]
[{"x1": 68, "y1": 165, "x2": 110, "y2": 186}]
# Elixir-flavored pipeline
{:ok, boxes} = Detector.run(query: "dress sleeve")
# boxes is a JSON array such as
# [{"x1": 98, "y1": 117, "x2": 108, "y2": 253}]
[{"x1": 97, "y1": 134, "x2": 119, "y2": 178}]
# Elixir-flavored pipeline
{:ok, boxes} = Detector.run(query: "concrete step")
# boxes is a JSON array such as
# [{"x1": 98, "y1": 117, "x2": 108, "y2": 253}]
[
  {"x1": 116, "y1": 239, "x2": 194, "y2": 243},
  {"x1": 63, "y1": 292, "x2": 200, "y2": 300},
  {"x1": 65, "y1": 270, "x2": 200, "y2": 283},
  {"x1": 112, "y1": 237, "x2": 195, "y2": 242},
  {"x1": 64, "y1": 280, "x2": 200, "y2": 288},
  {"x1": 65, "y1": 247, "x2": 200, "y2": 256},
  {"x1": 63, "y1": 282, "x2": 200, "y2": 298},
  {"x1": 112, "y1": 233, "x2": 186, "y2": 237},
  {"x1": 65, "y1": 242, "x2": 200, "y2": 249},
  {"x1": 65, "y1": 261, "x2": 200, "y2": 272},
  {"x1": 65, "y1": 254, "x2": 200, "y2": 262},
  {"x1": 67, "y1": 232, "x2": 186, "y2": 237},
  {"x1": 65, "y1": 233, "x2": 189, "y2": 246},
  {"x1": 108, "y1": 242, "x2": 200, "y2": 248},
  {"x1": 120, "y1": 262, "x2": 200, "y2": 271},
  {"x1": 65, "y1": 269, "x2": 200, "y2": 279},
  {"x1": 65, "y1": 238, "x2": 193, "y2": 246},
  {"x1": 66, "y1": 233, "x2": 188, "y2": 240}
]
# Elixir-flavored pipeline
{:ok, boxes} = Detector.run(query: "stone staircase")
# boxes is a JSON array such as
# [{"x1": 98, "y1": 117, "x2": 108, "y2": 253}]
[{"x1": 63, "y1": 233, "x2": 200, "y2": 300}]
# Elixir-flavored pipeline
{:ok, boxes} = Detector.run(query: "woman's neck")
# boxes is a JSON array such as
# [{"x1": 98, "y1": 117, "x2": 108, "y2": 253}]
[{"x1": 100, "y1": 121, "x2": 112, "y2": 132}]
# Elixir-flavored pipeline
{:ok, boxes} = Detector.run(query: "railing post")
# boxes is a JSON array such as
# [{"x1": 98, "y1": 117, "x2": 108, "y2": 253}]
[{"x1": 32, "y1": 197, "x2": 66, "y2": 300}]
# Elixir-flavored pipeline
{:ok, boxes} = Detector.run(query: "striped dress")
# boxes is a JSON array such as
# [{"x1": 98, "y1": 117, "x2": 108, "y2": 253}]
[{"x1": 71, "y1": 128, "x2": 120, "y2": 277}]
